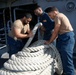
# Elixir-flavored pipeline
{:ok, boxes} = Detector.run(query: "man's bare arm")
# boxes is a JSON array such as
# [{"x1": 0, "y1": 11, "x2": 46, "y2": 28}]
[{"x1": 14, "y1": 28, "x2": 29, "y2": 39}]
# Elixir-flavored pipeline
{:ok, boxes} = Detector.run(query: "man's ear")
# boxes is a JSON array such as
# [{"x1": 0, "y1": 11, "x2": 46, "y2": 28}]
[
  {"x1": 54, "y1": 11, "x2": 57, "y2": 14},
  {"x1": 23, "y1": 16, "x2": 26, "y2": 20}
]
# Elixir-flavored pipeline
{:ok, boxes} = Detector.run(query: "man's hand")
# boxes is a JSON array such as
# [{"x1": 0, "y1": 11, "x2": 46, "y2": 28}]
[
  {"x1": 28, "y1": 31, "x2": 33, "y2": 37},
  {"x1": 38, "y1": 22, "x2": 43, "y2": 28},
  {"x1": 38, "y1": 23, "x2": 45, "y2": 31},
  {"x1": 40, "y1": 26, "x2": 46, "y2": 31},
  {"x1": 44, "y1": 40, "x2": 51, "y2": 45}
]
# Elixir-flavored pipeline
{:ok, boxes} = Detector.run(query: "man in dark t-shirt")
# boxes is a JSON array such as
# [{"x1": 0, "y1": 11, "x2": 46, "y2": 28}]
[{"x1": 34, "y1": 5, "x2": 55, "y2": 41}]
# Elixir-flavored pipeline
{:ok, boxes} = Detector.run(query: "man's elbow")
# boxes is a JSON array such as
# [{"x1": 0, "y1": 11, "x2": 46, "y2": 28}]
[{"x1": 14, "y1": 33, "x2": 22, "y2": 39}]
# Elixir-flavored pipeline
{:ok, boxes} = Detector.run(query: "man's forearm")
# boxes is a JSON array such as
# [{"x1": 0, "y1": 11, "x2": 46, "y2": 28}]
[
  {"x1": 49, "y1": 31, "x2": 57, "y2": 43},
  {"x1": 15, "y1": 33, "x2": 29, "y2": 39}
]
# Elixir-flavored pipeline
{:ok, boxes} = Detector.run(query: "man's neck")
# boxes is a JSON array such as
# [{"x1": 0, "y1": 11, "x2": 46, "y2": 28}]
[{"x1": 40, "y1": 11, "x2": 44, "y2": 16}]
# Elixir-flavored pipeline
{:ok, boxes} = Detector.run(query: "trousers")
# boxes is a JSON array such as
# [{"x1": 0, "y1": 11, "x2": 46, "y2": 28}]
[
  {"x1": 7, "y1": 36, "x2": 24, "y2": 57},
  {"x1": 56, "y1": 31, "x2": 75, "y2": 75}
]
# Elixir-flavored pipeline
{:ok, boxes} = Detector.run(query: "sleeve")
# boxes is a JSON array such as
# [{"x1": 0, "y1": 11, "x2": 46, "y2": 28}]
[
  {"x1": 45, "y1": 14, "x2": 54, "y2": 23},
  {"x1": 41, "y1": 13, "x2": 55, "y2": 30}
]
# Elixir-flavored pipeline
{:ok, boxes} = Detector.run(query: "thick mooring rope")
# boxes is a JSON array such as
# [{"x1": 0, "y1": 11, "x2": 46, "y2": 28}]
[{"x1": 0, "y1": 23, "x2": 63, "y2": 75}]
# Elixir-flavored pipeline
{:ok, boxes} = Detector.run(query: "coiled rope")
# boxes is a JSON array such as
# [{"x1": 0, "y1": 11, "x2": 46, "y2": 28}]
[{"x1": 0, "y1": 23, "x2": 63, "y2": 75}]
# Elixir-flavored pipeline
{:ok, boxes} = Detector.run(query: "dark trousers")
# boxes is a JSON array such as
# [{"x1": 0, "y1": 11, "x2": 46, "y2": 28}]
[
  {"x1": 7, "y1": 36, "x2": 25, "y2": 57},
  {"x1": 56, "y1": 32, "x2": 75, "y2": 75}
]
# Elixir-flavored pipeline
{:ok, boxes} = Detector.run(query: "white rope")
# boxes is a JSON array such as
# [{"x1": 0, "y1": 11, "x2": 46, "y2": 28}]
[
  {"x1": 24, "y1": 22, "x2": 42, "y2": 47},
  {"x1": 0, "y1": 45, "x2": 6, "y2": 50},
  {"x1": 23, "y1": 45, "x2": 48, "y2": 52},
  {"x1": 16, "y1": 49, "x2": 44, "y2": 57},
  {"x1": 0, "y1": 23, "x2": 63, "y2": 75},
  {"x1": 4, "y1": 54, "x2": 52, "y2": 71},
  {"x1": 30, "y1": 40, "x2": 63, "y2": 75}
]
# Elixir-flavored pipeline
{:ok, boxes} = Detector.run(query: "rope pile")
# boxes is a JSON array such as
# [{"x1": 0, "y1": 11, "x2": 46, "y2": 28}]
[{"x1": 0, "y1": 23, "x2": 63, "y2": 75}]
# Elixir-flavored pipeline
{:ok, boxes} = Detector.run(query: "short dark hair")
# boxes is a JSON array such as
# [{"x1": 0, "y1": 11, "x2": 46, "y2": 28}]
[
  {"x1": 33, "y1": 5, "x2": 41, "y2": 10},
  {"x1": 24, "y1": 13, "x2": 32, "y2": 19},
  {"x1": 45, "y1": 6, "x2": 58, "y2": 13}
]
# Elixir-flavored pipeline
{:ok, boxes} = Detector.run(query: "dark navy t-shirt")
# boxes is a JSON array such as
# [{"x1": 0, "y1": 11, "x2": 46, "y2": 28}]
[{"x1": 39, "y1": 12, "x2": 55, "y2": 40}]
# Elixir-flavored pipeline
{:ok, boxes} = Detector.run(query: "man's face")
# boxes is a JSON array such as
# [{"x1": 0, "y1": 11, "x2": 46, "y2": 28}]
[
  {"x1": 34, "y1": 8, "x2": 43, "y2": 16},
  {"x1": 25, "y1": 18, "x2": 32, "y2": 24},
  {"x1": 48, "y1": 12, "x2": 54, "y2": 19}
]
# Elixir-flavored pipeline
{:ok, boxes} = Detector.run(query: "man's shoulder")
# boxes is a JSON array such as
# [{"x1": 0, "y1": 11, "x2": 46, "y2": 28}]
[
  {"x1": 14, "y1": 19, "x2": 22, "y2": 24},
  {"x1": 13, "y1": 19, "x2": 23, "y2": 28},
  {"x1": 57, "y1": 13, "x2": 65, "y2": 17},
  {"x1": 42, "y1": 12, "x2": 48, "y2": 17},
  {"x1": 40, "y1": 12, "x2": 50, "y2": 20}
]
